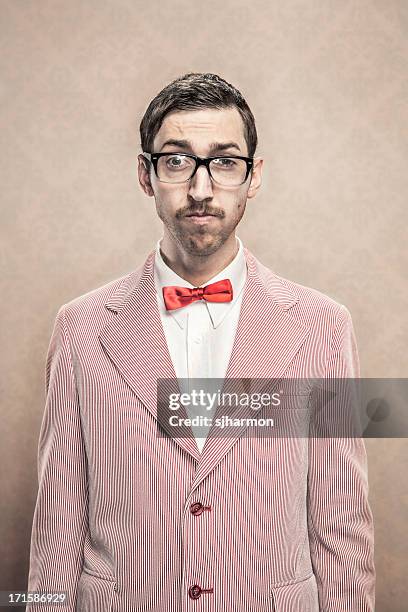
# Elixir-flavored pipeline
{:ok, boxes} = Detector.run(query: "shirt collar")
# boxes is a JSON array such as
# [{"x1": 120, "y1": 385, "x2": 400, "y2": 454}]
[{"x1": 154, "y1": 235, "x2": 247, "y2": 329}]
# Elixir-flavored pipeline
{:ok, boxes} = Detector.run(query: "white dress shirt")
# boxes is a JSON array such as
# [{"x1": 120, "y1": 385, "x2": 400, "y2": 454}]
[{"x1": 154, "y1": 235, "x2": 247, "y2": 452}]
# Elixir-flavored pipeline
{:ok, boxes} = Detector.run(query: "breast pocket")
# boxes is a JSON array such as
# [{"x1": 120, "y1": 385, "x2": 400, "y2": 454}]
[
  {"x1": 270, "y1": 393, "x2": 312, "y2": 439},
  {"x1": 269, "y1": 573, "x2": 319, "y2": 612},
  {"x1": 76, "y1": 569, "x2": 116, "y2": 612}
]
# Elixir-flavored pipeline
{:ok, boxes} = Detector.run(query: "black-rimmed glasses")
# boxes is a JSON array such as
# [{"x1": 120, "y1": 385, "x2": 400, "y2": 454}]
[{"x1": 142, "y1": 152, "x2": 254, "y2": 187}]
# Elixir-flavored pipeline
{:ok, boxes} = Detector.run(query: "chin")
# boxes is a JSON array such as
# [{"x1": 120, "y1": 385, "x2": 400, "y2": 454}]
[{"x1": 183, "y1": 234, "x2": 223, "y2": 257}]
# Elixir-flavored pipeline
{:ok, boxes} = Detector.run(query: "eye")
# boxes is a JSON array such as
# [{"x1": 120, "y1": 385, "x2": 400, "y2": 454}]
[
  {"x1": 212, "y1": 157, "x2": 236, "y2": 167},
  {"x1": 166, "y1": 155, "x2": 189, "y2": 168}
]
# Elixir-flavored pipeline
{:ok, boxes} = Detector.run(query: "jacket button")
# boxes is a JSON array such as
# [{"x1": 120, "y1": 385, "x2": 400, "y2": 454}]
[
  {"x1": 190, "y1": 502, "x2": 204, "y2": 516},
  {"x1": 188, "y1": 584, "x2": 202, "y2": 599}
]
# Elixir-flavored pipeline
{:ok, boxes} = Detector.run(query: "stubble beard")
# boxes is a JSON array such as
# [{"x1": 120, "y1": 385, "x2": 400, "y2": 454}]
[{"x1": 156, "y1": 199, "x2": 247, "y2": 257}]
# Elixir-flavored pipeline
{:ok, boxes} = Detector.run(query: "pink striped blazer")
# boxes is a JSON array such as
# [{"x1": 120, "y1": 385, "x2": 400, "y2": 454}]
[{"x1": 27, "y1": 246, "x2": 375, "y2": 611}]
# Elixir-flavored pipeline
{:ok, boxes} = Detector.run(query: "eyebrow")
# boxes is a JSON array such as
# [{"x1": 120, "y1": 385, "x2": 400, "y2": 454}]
[{"x1": 159, "y1": 139, "x2": 242, "y2": 154}]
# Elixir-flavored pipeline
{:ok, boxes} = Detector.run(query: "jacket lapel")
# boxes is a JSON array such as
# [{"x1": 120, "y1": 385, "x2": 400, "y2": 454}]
[
  {"x1": 98, "y1": 250, "x2": 201, "y2": 461},
  {"x1": 191, "y1": 248, "x2": 311, "y2": 490},
  {"x1": 98, "y1": 246, "x2": 311, "y2": 479}
]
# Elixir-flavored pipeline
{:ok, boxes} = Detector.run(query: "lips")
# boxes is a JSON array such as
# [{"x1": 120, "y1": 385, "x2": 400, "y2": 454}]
[{"x1": 185, "y1": 212, "x2": 215, "y2": 217}]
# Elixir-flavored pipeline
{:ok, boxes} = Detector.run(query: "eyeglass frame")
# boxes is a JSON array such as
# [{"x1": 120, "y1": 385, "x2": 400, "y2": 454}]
[{"x1": 142, "y1": 151, "x2": 254, "y2": 186}]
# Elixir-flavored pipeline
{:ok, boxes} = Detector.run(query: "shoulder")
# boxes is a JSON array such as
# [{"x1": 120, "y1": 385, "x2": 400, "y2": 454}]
[
  {"x1": 54, "y1": 254, "x2": 152, "y2": 329},
  {"x1": 249, "y1": 251, "x2": 353, "y2": 328}
]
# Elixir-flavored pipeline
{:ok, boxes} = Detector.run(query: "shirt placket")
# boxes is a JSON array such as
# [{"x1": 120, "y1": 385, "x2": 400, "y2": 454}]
[
  {"x1": 186, "y1": 304, "x2": 212, "y2": 444},
  {"x1": 186, "y1": 304, "x2": 210, "y2": 379}
]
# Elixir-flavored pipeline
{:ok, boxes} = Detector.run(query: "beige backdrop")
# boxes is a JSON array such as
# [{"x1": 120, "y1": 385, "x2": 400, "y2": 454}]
[{"x1": 1, "y1": 1, "x2": 407, "y2": 610}]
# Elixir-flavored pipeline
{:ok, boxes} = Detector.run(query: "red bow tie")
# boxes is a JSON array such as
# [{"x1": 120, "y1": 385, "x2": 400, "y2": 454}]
[{"x1": 162, "y1": 278, "x2": 233, "y2": 311}]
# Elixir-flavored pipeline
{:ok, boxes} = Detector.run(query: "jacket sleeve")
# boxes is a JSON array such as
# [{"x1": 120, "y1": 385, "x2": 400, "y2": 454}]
[
  {"x1": 307, "y1": 305, "x2": 376, "y2": 611},
  {"x1": 26, "y1": 306, "x2": 89, "y2": 611}
]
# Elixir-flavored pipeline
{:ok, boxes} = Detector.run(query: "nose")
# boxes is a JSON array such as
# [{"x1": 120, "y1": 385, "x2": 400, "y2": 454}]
[{"x1": 187, "y1": 165, "x2": 213, "y2": 201}]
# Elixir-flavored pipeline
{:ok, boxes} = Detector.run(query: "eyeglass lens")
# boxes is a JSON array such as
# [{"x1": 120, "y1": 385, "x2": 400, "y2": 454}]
[{"x1": 156, "y1": 154, "x2": 248, "y2": 186}]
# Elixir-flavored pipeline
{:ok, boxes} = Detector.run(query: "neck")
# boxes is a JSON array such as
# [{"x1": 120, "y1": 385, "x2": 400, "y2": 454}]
[{"x1": 159, "y1": 232, "x2": 239, "y2": 287}]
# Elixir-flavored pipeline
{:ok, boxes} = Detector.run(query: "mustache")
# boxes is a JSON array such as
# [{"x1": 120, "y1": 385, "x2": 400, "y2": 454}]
[{"x1": 176, "y1": 204, "x2": 225, "y2": 218}]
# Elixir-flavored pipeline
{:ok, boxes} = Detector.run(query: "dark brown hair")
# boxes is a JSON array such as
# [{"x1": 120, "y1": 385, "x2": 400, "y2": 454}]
[{"x1": 139, "y1": 72, "x2": 257, "y2": 157}]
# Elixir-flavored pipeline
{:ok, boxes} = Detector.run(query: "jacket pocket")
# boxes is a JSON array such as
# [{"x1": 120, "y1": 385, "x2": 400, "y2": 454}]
[
  {"x1": 269, "y1": 573, "x2": 319, "y2": 612},
  {"x1": 76, "y1": 569, "x2": 116, "y2": 612}
]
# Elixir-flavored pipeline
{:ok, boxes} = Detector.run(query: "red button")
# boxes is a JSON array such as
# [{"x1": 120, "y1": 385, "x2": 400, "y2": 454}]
[
  {"x1": 190, "y1": 502, "x2": 204, "y2": 516},
  {"x1": 188, "y1": 585, "x2": 202, "y2": 600}
]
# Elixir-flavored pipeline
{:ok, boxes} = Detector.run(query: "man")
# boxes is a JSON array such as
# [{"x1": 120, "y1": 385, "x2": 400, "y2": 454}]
[{"x1": 27, "y1": 73, "x2": 375, "y2": 611}]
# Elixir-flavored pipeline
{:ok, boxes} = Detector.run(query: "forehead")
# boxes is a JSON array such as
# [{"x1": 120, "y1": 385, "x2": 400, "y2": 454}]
[{"x1": 153, "y1": 107, "x2": 247, "y2": 155}]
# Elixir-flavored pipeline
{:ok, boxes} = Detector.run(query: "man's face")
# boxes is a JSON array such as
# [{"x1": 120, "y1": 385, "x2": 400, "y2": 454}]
[{"x1": 138, "y1": 107, "x2": 262, "y2": 257}]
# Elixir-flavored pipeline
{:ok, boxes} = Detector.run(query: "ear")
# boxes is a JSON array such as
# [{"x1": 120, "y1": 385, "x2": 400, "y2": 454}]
[
  {"x1": 137, "y1": 154, "x2": 154, "y2": 197},
  {"x1": 247, "y1": 157, "x2": 263, "y2": 199}
]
